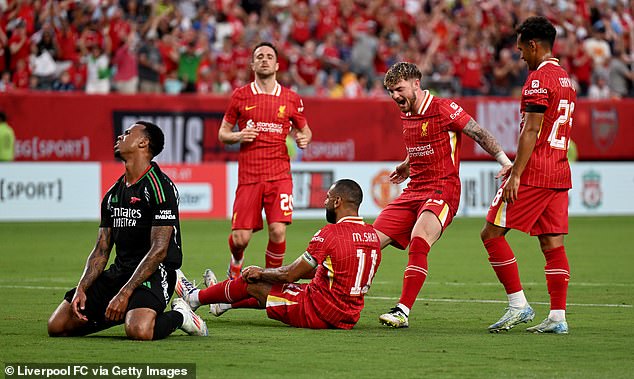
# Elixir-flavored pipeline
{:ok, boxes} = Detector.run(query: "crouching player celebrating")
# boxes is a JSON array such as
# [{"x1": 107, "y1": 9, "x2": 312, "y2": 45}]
[{"x1": 176, "y1": 179, "x2": 382, "y2": 329}]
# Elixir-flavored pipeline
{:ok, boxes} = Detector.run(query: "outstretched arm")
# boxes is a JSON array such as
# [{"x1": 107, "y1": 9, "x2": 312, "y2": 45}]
[
  {"x1": 462, "y1": 118, "x2": 512, "y2": 178},
  {"x1": 72, "y1": 227, "x2": 113, "y2": 320},
  {"x1": 242, "y1": 254, "x2": 316, "y2": 284},
  {"x1": 104, "y1": 225, "x2": 173, "y2": 322}
]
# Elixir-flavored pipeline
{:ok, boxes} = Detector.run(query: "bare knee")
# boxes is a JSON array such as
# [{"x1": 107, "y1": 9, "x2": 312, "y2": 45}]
[
  {"x1": 125, "y1": 322, "x2": 153, "y2": 340},
  {"x1": 231, "y1": 230, "x2": 252, "y2": 250},
  {"x1": 125, "y1": 309, "x2": 156, "y2": 340},
  {"x1": 268, "y1": 223, "x2": 286, "y2": 243},
  {"x1": 47, "y1": 301, "x2": 74, "y2": 337},
  {"x1": 48, "y1": 314, "x2": 67, "y2": 337},
  {"x1": 480, "y1": 222, "x2": 506, "y2": 242}
]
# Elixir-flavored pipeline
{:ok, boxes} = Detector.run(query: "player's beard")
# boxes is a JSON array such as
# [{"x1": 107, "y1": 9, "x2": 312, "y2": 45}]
[{"x1": 325, "y1": 206, "x2": 336, "y2": 224}]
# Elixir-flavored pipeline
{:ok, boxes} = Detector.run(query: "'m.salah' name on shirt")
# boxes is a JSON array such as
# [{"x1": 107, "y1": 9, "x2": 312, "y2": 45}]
[
  {"x1": 352, "y1": 232, "x2": 378, "y2": 243},
  {"x1": 407, "y1": 144, "x2": 434, "y2": 157},
  {"x1": 246, "y1": 119, "x2": 284, "y2": 134}
]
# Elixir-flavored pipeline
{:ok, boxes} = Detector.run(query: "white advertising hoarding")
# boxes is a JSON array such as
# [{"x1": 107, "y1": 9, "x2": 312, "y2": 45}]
[
  {"x1": 0, "y1": 163, "x2": 101, "y2": 221},
  {"x1": 227, "y1": 162, "x2": 634, "y2": 219}
]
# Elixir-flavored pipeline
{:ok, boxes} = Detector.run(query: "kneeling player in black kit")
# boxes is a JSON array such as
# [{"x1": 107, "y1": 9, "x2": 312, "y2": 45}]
[{"x1": 48, "y1": 121, "x2": 207, "y2": 340}]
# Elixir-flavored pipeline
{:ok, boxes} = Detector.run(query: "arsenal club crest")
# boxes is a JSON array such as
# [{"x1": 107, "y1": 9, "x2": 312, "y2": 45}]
[
  {"x1": 590, "y1": 108, "x2": 618, "y2": 152},
  {"x1": 581, "y1": 170, "x2": 602, "y2": 209}
]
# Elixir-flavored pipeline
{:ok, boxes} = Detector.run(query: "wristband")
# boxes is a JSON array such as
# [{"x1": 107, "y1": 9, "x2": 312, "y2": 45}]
[{"x1": 495, "y1": 151, "x2": 512, "y2": 166}]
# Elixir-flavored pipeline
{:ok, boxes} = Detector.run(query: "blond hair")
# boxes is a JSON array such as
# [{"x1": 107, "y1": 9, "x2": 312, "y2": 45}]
[{"x1": 384, "y1": 62, "x2": 422, "y2": 88}]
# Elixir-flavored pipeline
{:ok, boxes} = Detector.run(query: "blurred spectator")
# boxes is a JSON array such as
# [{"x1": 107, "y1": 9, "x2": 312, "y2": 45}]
[
  {"x1": 491, "y1": 48, "x2": 522, "y2": 97},
  {"x1": 0, "y1": 71, "x2": 14, "y2": 91},
  {"x1": 583, "y1": 25, "x2": 611, "y2": 68},
  {"x1": 52, "y1": 70, "x2": 75, "y2": 91},
  {"x1": 12, "y1": 58, "x2": 29, "y2": 89},
  {"x1": 8, "y1": 18, "x2": 29, "y2": 71},
  {"x1": 112, "y1": 34, "x2": 139, "y2": 94},
  {"x1": 177, "y1": 40, "x2": 201, "y2": 93},
  {"x1": 84, "y1": 45, "x2": 110, "y2": 94},
  {"x1": 0, "y1": 111, "x2": 15, "y2": 161},
  {"x1": 291, "y1": 39, "x2": 320, "y2": 96},
  {"x1": 138, "y1": 34, "x2": 163, "y2": 94},
  {"x1": 607, "y1": 48, "x2": 634, "y2": 99},
  {"x1": 164, "y1": 70, "x2": 183, "y2": 94},
  {"x1": 588, "y1": 74, "x2": 611, "y2": 99}
]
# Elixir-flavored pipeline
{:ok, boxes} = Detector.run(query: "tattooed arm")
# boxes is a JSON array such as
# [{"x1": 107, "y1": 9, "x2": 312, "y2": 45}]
[
  {"x1": 462, "y1": 118, "x2": 512, "y2": 177},
  {"x1": 105, "y1": 225, "x2": 173, "y2": 321},
  {"x1": 71, "y1": 227, "x2": 114, "y2": 320}
]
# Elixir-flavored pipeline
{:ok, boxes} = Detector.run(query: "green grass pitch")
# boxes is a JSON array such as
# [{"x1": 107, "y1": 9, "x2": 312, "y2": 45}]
[{"x1": 1, "y1": 216, "x2": 632, "y2": 378}]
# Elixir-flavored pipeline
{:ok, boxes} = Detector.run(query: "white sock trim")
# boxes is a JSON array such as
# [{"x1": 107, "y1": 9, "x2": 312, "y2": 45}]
[
  {"x1": 507, "y1": 290, "x2": 528, "y2": 308},
  {"x1": 397, "y1": 303, "x2": 411, "y2": 317}
]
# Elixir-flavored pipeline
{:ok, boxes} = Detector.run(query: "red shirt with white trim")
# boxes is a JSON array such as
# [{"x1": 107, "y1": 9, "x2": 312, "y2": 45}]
[
  {"x1": 520, "y1": 58, "x2": 576, "y2": 189},
  {"x1": 303, "y1": 217, "x2": 382, "y2": 329},
  {"x1": 400, "y1": 90, "x2": 471, "y2": 213},
  {"x1": 223, "y1": 81, "x2": 308, "y2": 185}
]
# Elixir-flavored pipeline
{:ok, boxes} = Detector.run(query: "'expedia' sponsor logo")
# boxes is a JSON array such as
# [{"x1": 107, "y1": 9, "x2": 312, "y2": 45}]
[
  {"x1": 449, "y1": 106, "x2": 464, "y2": 120},
  {"x1": 155, "y1": 209, "x2": 176, "y2": 220},
  {"x1": 524, "y1": 88, "x2": 547, "y2": 96},
  {"x1": 311, "y1": 229, "x2": 325, "y2": 243}
]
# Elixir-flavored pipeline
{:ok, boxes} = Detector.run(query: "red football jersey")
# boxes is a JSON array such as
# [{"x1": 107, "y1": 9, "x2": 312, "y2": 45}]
[
  {"x1": 400, "y1": 90, "x2": 471, "y2": 214},
  {"x1": 520, "y1": 58, "x2": 576, "y2": 189},
  {"x1": 303, "y1": 217, "x2": 382, "y2": 329},
  {"x1": 223, "y1": 81, "x2": 308, "y2": 185}
]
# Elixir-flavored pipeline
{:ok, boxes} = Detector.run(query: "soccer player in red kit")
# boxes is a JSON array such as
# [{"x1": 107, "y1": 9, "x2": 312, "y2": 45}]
[
  {"x1": 375, "y1": 62, "x2": 512, "y2": 328},
  {"x1": 218, "y1": 42, "x2": 312, "y2": 280},
  {"x1": 481, "y1": 16, "x2": 575, "y2": 334},
  {"x1": 175, "y1": 179, "x2": 382, "y2": 330}
]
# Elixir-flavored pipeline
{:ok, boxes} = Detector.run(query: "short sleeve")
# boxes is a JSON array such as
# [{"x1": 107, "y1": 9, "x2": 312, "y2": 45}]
[
  {"x1": 290, "y1": 94, "x2": 308, "y2": 130},
  {"x1": 440, "y1": 98, "x2": 470, "y2": 132},
  {"x1": 148, "y1": 176, "x2": 180, "y2": 227},
  {"x1": 223, "y1": 89, "x2": 242, "y2": 126},
  {"x1": 305, "y1": 227, "x2": 330, "y2": 263}
]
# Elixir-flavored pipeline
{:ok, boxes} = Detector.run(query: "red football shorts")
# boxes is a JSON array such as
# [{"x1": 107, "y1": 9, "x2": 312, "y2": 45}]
[
  {"x1": 486, "y1": 184, "x2": 569, "y2": 236},
  {"x1": 265, "y1": 283, "x2": 330, "y2": 329},
  {"x1": 232, "y1": 178, "x2": 294, "y2": 231},
  {"x1": 373, "y1": 195, "x2": 455, "y2": 250}
]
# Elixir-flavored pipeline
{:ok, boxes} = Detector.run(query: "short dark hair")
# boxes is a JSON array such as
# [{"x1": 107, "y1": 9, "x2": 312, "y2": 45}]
[
  {"x1": 136, "y1": 120, "x2": 164, "y2": 158},
  {"x1": 517, "y1": 16, "x2": 556, "y2": 49},
  {"x1": 0, "y1": 111, "x2": 6, "y2": 123},
  {"x1": 384, "y1": 62, "x2": 422, "y2": 88},
  {"x1": 252, "y1": 42, "x2": 278, "y2": 61},
  {"x1": 332, "y1": 179, "x2": 363, "y2": 209}
]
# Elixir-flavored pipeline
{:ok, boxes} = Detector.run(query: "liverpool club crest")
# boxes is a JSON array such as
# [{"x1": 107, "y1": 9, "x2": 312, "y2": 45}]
[{"x1": 581, "y1": 170, "x2": 602, "y2": 209}]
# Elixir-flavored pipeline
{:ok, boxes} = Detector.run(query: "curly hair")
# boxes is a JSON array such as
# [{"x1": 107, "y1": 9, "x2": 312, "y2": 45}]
[
  {"x1": 383, "y1": 62, "x2": 422, "y2": 88},
  {"x1": 516, "y1": 16, "x2": 556, "y2": 49}
]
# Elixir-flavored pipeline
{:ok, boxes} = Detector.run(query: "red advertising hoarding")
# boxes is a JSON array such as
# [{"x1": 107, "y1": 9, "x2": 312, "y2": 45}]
[{"x1": 2, "y1": 92, "x2": 633, "y2": 162}]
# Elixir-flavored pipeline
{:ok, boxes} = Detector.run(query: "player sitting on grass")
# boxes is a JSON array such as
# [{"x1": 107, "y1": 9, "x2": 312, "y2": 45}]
[{"x1": 176, "y1": 179, "x2": 382, "y2": 329}]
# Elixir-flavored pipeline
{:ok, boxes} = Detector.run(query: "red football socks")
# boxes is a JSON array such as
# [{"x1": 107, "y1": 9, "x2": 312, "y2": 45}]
[
  {"x1": 231, "y1": 297, "x2": 262, "y2": 309},
  {"x1": 198, "y1": 276, "x2": 250, "y2": 305},
  {"x1": 265, "y1": 240, "x2": 285, "y2": 268},
  {"x1": 543, "y1": 246, "x2": 570, "y2": 310},
  {"x1": 484, "y1": 236, "x2": 523, "y2": 294},
  {"x1": 399, "y1": 236, "x2": 430, "y2": 309}
]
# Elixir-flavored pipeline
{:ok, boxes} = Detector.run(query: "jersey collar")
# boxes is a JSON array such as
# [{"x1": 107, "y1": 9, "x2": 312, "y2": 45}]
[
  {"x1": 337, "y1": 216, "x2": 365, "y2": 225},
  {"x1": 250, "y1": 81, "x2": 282, "y2": 96},
  {"x1": 406, "y1": 90, "x2": 433, "y2": 117},
  {"x1": 537, "y1": 57, "x2": 560, "y2": 70}
]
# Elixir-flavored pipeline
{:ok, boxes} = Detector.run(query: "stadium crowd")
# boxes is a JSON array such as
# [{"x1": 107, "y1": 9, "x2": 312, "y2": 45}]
[{"x1": 0, "y1": 0, "x2": 633, "y2": 98}]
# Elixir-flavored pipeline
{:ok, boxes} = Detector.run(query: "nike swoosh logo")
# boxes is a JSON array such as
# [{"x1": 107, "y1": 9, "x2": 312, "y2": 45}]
[
  {"x1": 245, "y1": 105, "x2": 257, "y2": 110},
  {"x1": 283, "y1": 211, "x2": 293, "y2": 216}
]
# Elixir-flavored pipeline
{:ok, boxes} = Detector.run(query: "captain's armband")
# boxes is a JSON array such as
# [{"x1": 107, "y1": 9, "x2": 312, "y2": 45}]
[{"x1": 302, "y1": 251, "x2": 318, "y2": 268}]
